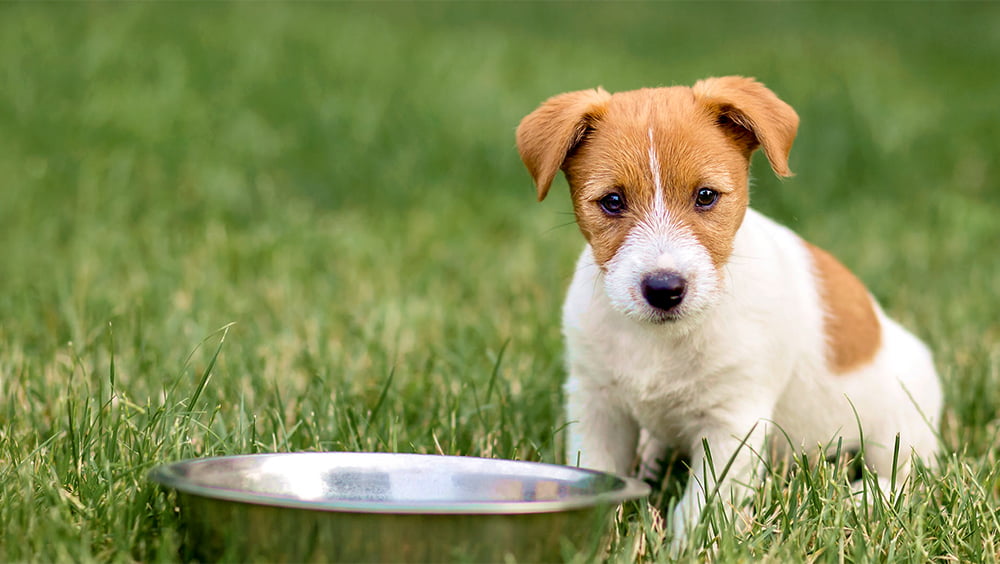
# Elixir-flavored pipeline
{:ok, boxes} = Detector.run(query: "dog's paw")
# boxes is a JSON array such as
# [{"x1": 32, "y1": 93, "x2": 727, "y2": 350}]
[{"x1": 667, "y1": 503, "x2": 692, "y2": 557}]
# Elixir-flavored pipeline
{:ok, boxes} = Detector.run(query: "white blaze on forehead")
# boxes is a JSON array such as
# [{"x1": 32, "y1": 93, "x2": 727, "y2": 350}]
[
  {"x1": 647, "y1": 128, "x2": 665, "y2": 216},
  {"x1": 655, "y1": 252, "x2": 677, "y2": 271}
]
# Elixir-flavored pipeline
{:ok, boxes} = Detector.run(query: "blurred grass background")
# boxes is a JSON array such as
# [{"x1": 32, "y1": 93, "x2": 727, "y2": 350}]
[{"x1": 1, "y1": 2, "x2": 998, "y2": 562}]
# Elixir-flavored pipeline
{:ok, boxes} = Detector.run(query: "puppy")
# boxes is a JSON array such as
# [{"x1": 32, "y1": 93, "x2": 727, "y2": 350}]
[{"x1": 516, "y1": 76, "x2": 942, "y2": 543}]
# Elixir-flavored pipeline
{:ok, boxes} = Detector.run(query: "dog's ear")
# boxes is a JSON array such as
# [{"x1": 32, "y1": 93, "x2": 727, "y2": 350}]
[
  {"x1": 693, "y1": 76, "x2": 799, "y2": 177},
  {"x1": 516, "y1": 88, "x2": 612, "y2": 201}
]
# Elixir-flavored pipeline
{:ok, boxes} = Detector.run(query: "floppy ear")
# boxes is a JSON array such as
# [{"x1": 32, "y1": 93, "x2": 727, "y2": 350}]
[
  {"x1": 516, "y1": 88, "x2": 613, "y2": 201},
  {"x1": 693, "y1": 76, "x2": 799, "y2": 177}
]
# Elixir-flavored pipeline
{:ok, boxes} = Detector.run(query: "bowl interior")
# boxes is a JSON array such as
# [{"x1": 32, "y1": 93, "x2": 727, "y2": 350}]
[{"x1": 151, "y1": 452, "x2": 648, "y2": 513}]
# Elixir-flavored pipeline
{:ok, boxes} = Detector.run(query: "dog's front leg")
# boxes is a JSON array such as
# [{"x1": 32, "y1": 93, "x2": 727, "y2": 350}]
[
  {"x1": 670, "y1": 420, "x2": 768, "y2": 551},
  {"x1": 564, "y1": 376, "x2": 638, "y2": 474}
]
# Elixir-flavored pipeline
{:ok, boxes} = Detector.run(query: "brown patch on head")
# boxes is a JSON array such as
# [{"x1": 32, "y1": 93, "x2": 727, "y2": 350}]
[
  {"x1": 806, "y1": 242, "x2": 882, "y2": 373},
  {"x1": 515, "y1": 76, "x2": 799, "y2": 271}
]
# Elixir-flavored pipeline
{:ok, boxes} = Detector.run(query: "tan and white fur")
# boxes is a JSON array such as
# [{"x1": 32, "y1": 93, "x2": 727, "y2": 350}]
[{"x1": 516, "y1": 76, "x2": 941, "y2": 545}]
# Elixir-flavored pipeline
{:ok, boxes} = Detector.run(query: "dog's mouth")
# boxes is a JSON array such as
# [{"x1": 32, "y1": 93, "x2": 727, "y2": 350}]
[
  {"x1": 644, "y1": 308, "x2": 684, "y2": 325},
  {"x1": 626, "y1": 285, "x2": 717, "y2": 328},
  {"x1": 623, "y1": 295, "x2": 689, "y2": 325}
]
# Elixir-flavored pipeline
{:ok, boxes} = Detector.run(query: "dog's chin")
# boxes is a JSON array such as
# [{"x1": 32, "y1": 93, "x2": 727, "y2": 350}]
[
  {"x1": 623, "y1": 304, "x2": 694, "y2": 327},
  {"x1": 646, "y1": 310, "x2": 684, "y2": 325},
  {"x1": 620, "y1": 300, "x2": 714, "y2": 332}
]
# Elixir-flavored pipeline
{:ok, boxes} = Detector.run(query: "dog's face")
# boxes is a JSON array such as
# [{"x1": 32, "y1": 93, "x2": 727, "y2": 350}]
[{"x1": 517, "y1": 77, "x2": 799, "y2": 324}]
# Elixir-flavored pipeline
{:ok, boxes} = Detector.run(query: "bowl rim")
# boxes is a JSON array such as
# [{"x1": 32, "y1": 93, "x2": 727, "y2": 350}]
[{"x1": 148, "y1": 451, "x2": 650, "y2": 515}]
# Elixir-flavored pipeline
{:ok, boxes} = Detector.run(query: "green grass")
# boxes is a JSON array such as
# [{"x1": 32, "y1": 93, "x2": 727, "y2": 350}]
[{"x1": 1, "y1": 2, "x2": 998, "y2": 562}]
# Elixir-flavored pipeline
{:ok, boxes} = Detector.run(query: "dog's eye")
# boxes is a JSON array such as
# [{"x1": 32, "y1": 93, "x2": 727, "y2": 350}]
[
  {"x1": 598, "y1": 193, "x2": 626, "y2": 216},
  {"x1": 694, "y1": 188, "x2": 719, "y2": 210}
]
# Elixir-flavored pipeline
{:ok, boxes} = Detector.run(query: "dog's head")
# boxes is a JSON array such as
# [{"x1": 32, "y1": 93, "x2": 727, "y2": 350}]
[{"x1": 517, "y1": 76, "x2": 799, "y2": 324}]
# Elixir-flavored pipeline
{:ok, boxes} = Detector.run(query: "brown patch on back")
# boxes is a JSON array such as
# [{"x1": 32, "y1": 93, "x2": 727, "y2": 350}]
[{"x1": 806, "y1": 242, "x2": 882, "y2": 373}]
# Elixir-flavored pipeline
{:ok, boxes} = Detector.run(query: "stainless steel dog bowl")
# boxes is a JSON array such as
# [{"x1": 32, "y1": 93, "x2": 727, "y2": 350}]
[{"x1": 149, "y1": 452, "x2": 649, "y2": 562}]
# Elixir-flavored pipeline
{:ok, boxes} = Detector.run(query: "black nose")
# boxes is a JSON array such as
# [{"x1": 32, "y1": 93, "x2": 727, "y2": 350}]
[{"x1": 641, "y1": 272, "x2": 687, "y2": 312}]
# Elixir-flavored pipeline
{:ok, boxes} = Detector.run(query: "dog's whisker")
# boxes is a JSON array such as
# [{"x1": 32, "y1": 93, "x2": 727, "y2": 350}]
[{"x1": 543, "y1": 220, "x2": 579, "y2": 235}]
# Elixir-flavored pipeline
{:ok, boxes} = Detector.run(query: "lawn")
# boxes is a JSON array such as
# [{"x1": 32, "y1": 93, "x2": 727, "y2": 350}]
[{"x1": 1, "y1": 2, "x2": 999, "y2": 562}]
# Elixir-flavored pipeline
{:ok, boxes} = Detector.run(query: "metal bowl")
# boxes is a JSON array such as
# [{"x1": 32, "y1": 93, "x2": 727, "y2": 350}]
[{"x1": 149, "y1": 452, "x2": 649, "y2": 562}]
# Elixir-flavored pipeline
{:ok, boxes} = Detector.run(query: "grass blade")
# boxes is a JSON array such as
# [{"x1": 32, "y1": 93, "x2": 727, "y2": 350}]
[{"x1": 183, "y1": 323, "x2": 235, "y2": 431}]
